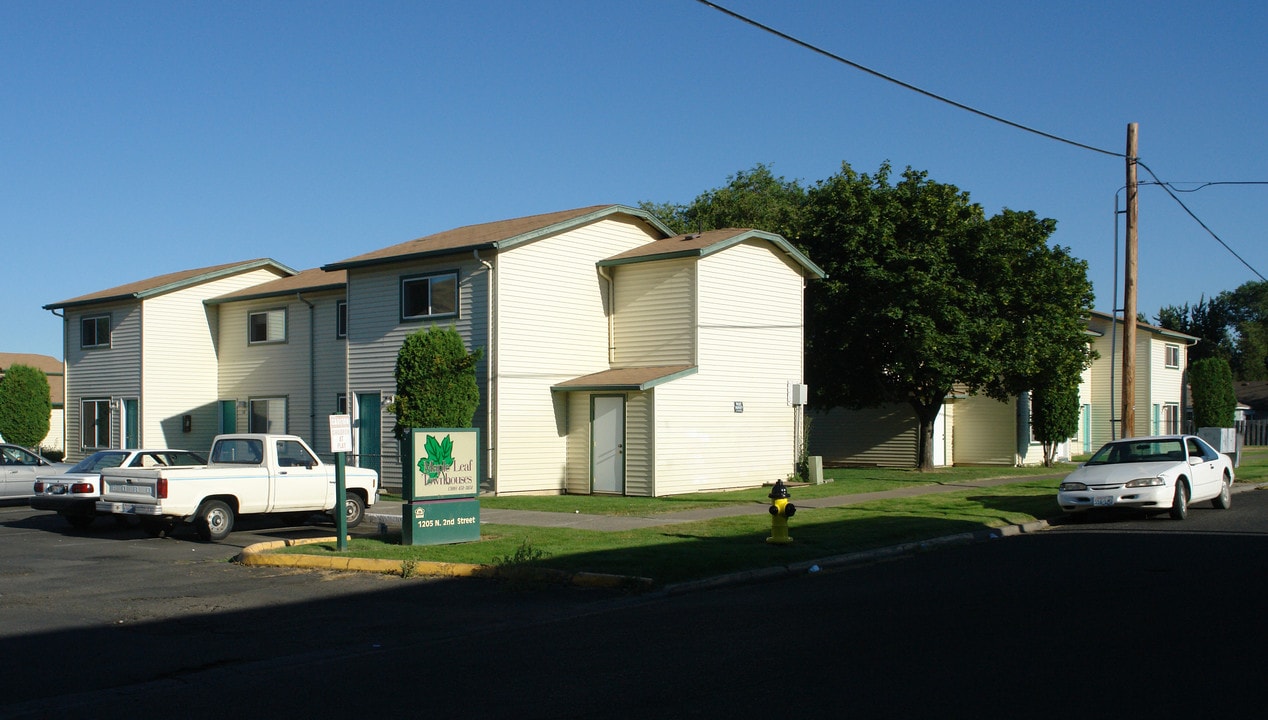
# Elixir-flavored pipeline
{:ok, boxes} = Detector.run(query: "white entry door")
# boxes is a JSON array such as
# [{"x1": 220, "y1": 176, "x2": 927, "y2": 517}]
[{"x1": 592, "y1": 395, "x2": 625, "y2": 494}]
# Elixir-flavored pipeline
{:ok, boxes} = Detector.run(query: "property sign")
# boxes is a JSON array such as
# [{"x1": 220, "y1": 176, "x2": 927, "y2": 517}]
[
  {"x1": 328, "y1": 414, "x2": 353, "y2": 454},
  {"x1": 401, "y1": 498, "x2": 481, "y2": 546},
  {"x1": 408, "y1": 428, "x2": 479, "y2": 501}
]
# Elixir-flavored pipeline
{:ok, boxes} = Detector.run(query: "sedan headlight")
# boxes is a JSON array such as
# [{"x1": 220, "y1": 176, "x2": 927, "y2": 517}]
[
  {"x1": 1125, "y1": 476, "x2": 1165, "y2": 488},
  {"x1": 1059, "y1": 481, "x2": 1088, "y2": 491}
]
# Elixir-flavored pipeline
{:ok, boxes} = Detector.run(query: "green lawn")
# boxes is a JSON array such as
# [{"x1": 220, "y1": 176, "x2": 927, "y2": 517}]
[{"x1": 275, "y1": 447, "x2": 1268, "y2": 586}]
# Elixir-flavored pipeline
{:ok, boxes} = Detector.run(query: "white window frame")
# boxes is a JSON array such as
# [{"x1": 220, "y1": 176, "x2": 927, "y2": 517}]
[
  {"x1": 1164, "y1": 343, "x2": 1181, "y2": 369},
  {"x1": 336, "y1": 300, "x2": 348, "y2": 339},
  {"x1": 1162, "y1": 403, "x2": 1180, "y2": 434},
  {"x1": 401, "y1": 271, "x2": 458, "y2": 321},
  {"x1": 248, "y1": 308, "x2": 287, "y2": 345}
]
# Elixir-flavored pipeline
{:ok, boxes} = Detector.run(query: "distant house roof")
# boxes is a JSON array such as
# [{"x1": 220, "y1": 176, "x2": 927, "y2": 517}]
[
  {"x1": 1234, "y1": 381, "x2": 1268, "y2": 413},
  {"x1": 0, "y1": 352, "x2": 64, "y2": 406},
  {"x1": 1087, "y1": 310, "x2": 1199, "y2": 344},
  {"x1": 598, "y1": 228, "x2": 826, "y2": 279},
  {"x1": 323, "y1": 205, "x2": 674, "y2": 271},
  {"x1": 551, "y1": 365, "x2": 698, "y2": 392},
  {"x1": 44, "y1": 259, "x2": 296, "y2": 310},
  {"x1": 206, "y1": 268, "x2": 347, "y2": 305}
]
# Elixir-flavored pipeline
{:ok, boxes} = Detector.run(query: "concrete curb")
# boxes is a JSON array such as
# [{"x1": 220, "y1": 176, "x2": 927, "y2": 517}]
[{"x1": 235, "y1": 537, "x2": 653, "y2": 589}]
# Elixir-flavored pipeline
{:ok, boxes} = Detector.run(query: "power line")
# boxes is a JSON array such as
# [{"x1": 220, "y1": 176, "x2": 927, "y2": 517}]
[
  {"x1": 693, "y1": 0, "x2": 1123, "y2": 158},
  {"x1": 694, "y1": 0, "x2": 1267, "y2": 282}
]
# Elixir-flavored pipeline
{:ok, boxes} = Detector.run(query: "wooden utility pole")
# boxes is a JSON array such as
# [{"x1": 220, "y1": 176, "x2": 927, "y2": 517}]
[{"x1": 1121, "y1": 123, "x2": 1139, "y2": 438}]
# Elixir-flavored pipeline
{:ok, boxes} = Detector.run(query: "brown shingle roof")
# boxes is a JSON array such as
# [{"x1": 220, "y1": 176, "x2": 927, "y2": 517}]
[
  {"x1": 551, "y1": 365, "x2": 697, "y2": 392},
  {"x1": 323, "y1": 205, "x2": 671, "y2": 271},
  {"x1": 207, "y1": 268, "x2": 347, "y2": 304},
  {"x1": 44, "y1": 259, "x2": 295, "y2": 310}
]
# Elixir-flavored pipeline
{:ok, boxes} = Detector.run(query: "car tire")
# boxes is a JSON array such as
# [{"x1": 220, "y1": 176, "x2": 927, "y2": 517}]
[
  {"x1": 195, "y1": 500, "x2": 235, "y2": 542},
  {"x1": 1169, "y1": 480, "x2": 1189, "y2": 520},
  {"x1": 1212, "y1": 473, "x2": 1232, "y2": 510},
  {"x1": 340, "y1": 492, "x2": 366, "y2": 529}
]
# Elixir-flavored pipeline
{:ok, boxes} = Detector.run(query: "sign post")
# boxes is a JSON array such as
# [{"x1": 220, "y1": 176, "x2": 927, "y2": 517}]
[{"x1": 329, "y1": 414, "x2": 353, "y2": 551}]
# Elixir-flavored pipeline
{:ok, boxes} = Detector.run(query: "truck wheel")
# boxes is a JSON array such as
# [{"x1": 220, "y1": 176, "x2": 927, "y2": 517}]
[
  {"x1": 195, "y1": 500, "x2": 235, "y2": 542},
  {"x1": 341, "y1": 493, "x2": 366, "y2": 529}
]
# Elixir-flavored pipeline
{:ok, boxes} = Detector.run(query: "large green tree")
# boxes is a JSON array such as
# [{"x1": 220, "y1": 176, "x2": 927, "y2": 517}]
[
  {"x1": 646, "y1": 161, "x2": 1097, "y2": 470},
  {"x1": 0, "y1": 364, "x2": 51, "y2": 448},
  {"x1": 1156, "y1": 281, "x2": 1268, "y2": 380},
  {"x1": 802, "y1": 163, "x2": 1095, "y2": 469},
  {"x1": 390, "y1": 326, "x2": 483, "y2": 438}
]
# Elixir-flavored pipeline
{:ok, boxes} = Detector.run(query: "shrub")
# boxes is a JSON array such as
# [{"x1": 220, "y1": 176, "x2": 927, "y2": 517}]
[
  {"x1": 1190, "y1": 356, "x2": 1236, "y2": 428},
  {"x1": 0, "y1": 364, "x2": 51, "y2": 447}
]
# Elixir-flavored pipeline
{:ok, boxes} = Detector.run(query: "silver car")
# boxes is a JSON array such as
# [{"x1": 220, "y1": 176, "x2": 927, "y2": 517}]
[{"x1": 1, "y1": 444, "x2": 71, "y2": 500}]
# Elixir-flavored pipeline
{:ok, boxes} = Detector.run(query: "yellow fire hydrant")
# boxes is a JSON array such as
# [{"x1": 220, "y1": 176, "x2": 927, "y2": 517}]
[{"x1": 767, "y1": 479, "x2": 796, "y2": 545}]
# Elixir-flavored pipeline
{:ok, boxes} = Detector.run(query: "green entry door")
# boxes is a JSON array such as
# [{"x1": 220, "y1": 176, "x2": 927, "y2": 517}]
[{"x1": 357, "y1": 392, "x2": 381, "y2": 478}]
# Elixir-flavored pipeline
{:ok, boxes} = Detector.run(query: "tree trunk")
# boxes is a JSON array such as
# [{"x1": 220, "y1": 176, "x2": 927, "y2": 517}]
[{"x1": 910, "y1": 398, "x2": 945, "y2": 471}]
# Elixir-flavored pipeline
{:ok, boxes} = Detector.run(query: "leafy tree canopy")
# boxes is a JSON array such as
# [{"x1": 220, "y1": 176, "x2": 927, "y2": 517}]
[
  {"x1": 390, "y1": 326, "x2": 483, "y2": 438},
  {"x1": 0, "y1": 364, "x2": 51, "y2": 448},
  {"x1": 644, "y1": 161, "x2": 1097, "y2": 469},
  {"x1": 1156, "y1": 281, "x2": 1268, "y2": 380}
]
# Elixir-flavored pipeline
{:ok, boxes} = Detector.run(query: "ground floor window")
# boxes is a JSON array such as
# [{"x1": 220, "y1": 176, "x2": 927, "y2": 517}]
[
  {"x1": 81, "y1": 398, "x2": 111, "y2": 449},
  {"x1": 249, "y1": 397, "x2": 287, "y2": 434},
  {"x1": 1162, "y1": 403, "x2": 1180, "y2": 434}
]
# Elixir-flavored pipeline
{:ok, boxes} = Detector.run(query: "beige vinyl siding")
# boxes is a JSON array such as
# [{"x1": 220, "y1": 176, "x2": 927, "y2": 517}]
[
  {"x1": 624, "y1": 391, "x2": 653, "y2": 496},
  {"x1": 64, "y1": 302, "x2": 141, "y2": 460},
  {"x1": 216, "y1": 289, "x2": 346, "y2": 456},
  {"x1": 140, "y1": 268, "x2": 286, "y2": 454},
  {"x1": 952, "y1": 394, "x2": 1017, "y2": 465},
  {"x1": 611, "y1": 259, "x2": 694, "y2": 367},
  {"x1": 807, "y1": 405, "x2": 918, "y2": 467},
  {"x1": 564, "y1": 391, "x2": 590, "y2": 494},
  {"x1": 493, "y1": 218, "x2": 655, "y2": 494},
  {"x1": 346, "y1": 256, "x2": 488, "y2": 491},
  {"x1": 1085, "y1": 320, "x2": 1119, "y2": 449},
  {"x1": 651, "y1": 241, "x2": 805, "y2": 495},
  {"x1": 1149, "y1": 337, "x2": 1185, "y2": 433}
]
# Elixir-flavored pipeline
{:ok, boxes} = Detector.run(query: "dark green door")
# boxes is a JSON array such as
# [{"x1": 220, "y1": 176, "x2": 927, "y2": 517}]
[
  {"x1": 357, "y1": 392, "x2": 381, "y2": 477},
  {"x1": 123, "y1": 398, "x2": 139, "y2": 449},
  {"x1": 219, "y1": 400, "x2": 237, "y2": 434}
]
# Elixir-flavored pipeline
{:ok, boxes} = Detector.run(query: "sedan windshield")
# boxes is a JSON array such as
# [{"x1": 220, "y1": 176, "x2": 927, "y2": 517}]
[
  {"x1": 1087, "y1": 439, "x2": 1186, "y2": 465},
  {"x1": 66, "y1": 451, "x2": 129, "y2": 473}
]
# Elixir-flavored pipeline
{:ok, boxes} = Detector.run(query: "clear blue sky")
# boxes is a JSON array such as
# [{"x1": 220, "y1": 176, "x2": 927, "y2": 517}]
[{"x1": 5, "y1": 0, "x2": 1266, "y2": 360}]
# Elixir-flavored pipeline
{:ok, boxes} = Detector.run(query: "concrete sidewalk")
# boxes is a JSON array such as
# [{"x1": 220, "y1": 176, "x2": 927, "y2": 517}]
[{"x1": 365, "y1": 473, "x2": 1066, "y2": 532}]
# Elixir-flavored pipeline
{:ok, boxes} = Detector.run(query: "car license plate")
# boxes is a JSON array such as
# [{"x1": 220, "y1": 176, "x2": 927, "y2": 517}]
[
  {"x1": 50, "y1": 484, "x2": 67, "y2": 495},
  {"x1": 1093, "y1": 496, "x2": 1115, "y2": 507}
]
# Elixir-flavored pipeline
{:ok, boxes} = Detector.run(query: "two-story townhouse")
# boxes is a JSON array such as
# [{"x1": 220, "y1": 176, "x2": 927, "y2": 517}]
[
  {"x1": 1083, "y1": 310, "x2": 1198, "y2": 449},
  {"x1": 204, "y1": 268, "x2": 347, "y2": 459},
  {"x1": 44, "y1": 259, "x2": 294, "y2": 461},
  {"x1": 324, "y1": 205, "x2": 824, "y2": 496}
]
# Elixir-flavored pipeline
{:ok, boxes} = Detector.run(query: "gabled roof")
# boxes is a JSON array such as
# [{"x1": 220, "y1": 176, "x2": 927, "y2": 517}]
[
  {"x1": 323, "y1": 205, "x2": 674, "y2": 271},
  {"x1": 551, "y1": 365, "x2": 698, "y2": 392},
  {"x1": 205, "y1": 268, "x2": 347, "y2": 305},
  {"x1": 0, "y1": 352, "x2": 62, "y2": 375},
  {"x1": 598, "y1": 228, "x2": 826, "y2": 278},
  {"x1": 44, "y1": 259, "x2": 296, "y2": 310},
  {"x1": 1087, "y1": 310, "x2": 1199, "y2": 343}
]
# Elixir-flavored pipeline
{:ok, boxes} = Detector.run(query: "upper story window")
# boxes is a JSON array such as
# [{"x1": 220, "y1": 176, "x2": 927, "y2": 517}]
[
  {"x1": 81, "y1": 315, "x2": 111, "y2": 349},
  {"x1": 401, "y1": 272, "x2": 458, "y2": 321},
  {"x1": 1164, "y1": 343, "x2": 1181, "y2": 369},
  {"x1": 336, "y1": 300, "x2": 348, "y2": 339},
  {"x1": 248, "y1": 308, "x2": 287, "y2": 344}
]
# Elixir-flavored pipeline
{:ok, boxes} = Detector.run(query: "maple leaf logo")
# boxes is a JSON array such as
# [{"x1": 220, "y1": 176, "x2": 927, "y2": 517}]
[{"x1": 417, "y1": 434, "x2": 454, "y2": 481}]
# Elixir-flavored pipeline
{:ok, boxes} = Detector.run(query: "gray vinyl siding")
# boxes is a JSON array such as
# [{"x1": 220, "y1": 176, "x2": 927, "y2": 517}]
[
  {"x1": 345, "y1": 256, "x2": 488, "y2": 491},
  {"x1": 64, "y1": 302, "x2": 141, "y2": 460},
  {"x1": 807, "y1": 405, "x2": 919, "y2": 468}
]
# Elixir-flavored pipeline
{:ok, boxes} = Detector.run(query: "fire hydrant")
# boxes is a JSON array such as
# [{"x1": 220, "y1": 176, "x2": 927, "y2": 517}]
[{"x1": 767, "y1": 479, "x2": 796, "y2": 545}]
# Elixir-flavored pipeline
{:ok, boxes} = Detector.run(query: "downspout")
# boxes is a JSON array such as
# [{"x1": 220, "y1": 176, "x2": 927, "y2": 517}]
[
  {"x1": 297, "y1": 293, "x2": 316, "y2": 446},
  {"x1": 474, "y1": 250, "x2": 496, "y2": 494}
]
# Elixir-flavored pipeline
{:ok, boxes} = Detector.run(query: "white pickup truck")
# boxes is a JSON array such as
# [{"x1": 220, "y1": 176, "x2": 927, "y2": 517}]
[{"x1": 97, "y1": 434, "x2": 378, "y2": 542}]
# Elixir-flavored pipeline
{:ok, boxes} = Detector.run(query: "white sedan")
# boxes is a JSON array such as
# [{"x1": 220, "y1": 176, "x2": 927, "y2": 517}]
[
  {"x1": 1058, "y1": 435, "x2": 1234, "y2": 520},
  {"x1": 1, "y1": 443, "x2": 71, "y2": 500}
]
